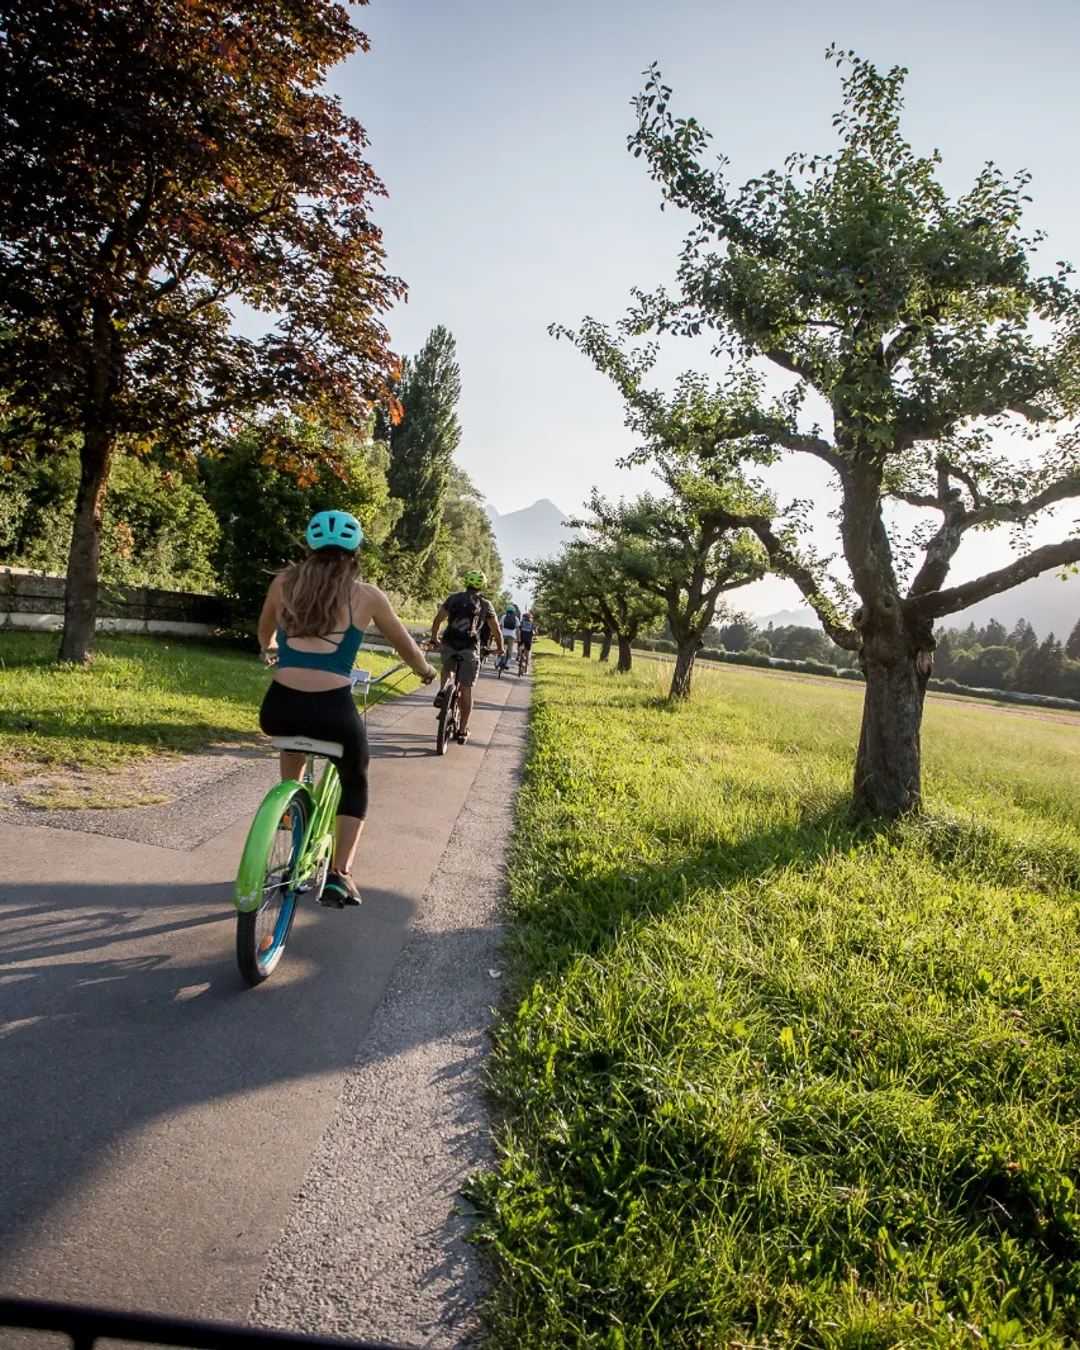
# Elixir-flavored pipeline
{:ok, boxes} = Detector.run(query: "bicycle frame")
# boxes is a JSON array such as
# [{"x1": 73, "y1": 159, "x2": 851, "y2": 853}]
[
  {"x1": 233, "y1": 663, "x2": 406, "y2": 913},
  {"x1": 231, "y1": 762, "x2": 339, "y2": 914}
]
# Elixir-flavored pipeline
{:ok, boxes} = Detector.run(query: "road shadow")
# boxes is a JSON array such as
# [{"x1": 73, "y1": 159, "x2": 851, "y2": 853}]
[{"x1": 0, "y1": 877, "x2": 509, "y2": 1290}]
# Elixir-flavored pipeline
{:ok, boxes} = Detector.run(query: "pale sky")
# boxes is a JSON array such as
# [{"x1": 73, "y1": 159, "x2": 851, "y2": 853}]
[{"x1": 332, "y1": 0, "x2": 1080, "y2": 613}]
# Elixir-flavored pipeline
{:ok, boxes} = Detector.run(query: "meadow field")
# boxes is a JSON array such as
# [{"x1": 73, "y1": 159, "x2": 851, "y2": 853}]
[
  {"x1": 0, "y1": 632, "x2": 416, "y2": 788},
  {"x1": 475, "y1": 654, "x2": 1080, "y2": 1348}
]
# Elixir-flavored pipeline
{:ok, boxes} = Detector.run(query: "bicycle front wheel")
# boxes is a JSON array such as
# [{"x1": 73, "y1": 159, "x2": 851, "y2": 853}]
[{"x1": 236, "y1": 787, "x2": 310, "y2": 985}]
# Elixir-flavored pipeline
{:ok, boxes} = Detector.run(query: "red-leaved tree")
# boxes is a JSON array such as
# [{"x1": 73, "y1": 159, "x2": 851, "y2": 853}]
[{"x1": 0, "y1": 0, "x2": 404, "y2": 660}]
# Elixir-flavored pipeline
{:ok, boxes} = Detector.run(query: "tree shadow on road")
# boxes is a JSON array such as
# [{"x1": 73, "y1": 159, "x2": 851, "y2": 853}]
[{"x1": 0, "y1": 875, "x2": 496, "y2": 1308}]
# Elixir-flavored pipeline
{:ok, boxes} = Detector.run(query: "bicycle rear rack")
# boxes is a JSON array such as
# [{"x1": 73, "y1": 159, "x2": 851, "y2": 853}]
[{"x1": 0, "y1": 1297, "x2": 415, "y2": 1350}]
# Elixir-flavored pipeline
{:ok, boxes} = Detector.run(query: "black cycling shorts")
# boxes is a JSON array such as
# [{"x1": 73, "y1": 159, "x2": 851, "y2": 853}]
[{"x1": 259, "y1": 681, "x2": 370, "y2": 818}]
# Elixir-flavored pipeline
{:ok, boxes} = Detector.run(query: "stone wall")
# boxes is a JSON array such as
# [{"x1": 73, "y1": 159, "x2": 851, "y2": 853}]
[{"x1": 0, "y1": 567, "x2": 228, "y2": 636}]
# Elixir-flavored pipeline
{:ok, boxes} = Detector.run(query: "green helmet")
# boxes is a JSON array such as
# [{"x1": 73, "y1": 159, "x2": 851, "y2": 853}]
[{"x1": 462, "y1": 570, "x2": 486, "y2": 589}]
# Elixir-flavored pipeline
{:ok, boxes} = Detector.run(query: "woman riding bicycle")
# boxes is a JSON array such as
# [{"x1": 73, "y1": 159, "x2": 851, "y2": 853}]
[{"x1": 257, "y1": 510, "x2": 436, "y2": 907}]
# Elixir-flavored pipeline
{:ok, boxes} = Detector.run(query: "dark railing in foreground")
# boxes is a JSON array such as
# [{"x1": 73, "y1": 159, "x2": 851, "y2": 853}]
[{"x1": 0, "y1": 1297, "x2": 415, "y2": 1350}]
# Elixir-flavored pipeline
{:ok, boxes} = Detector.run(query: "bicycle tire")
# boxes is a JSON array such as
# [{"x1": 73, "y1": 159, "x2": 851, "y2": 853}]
[
  {"x1": 236, "y1": 787, "x2": 310, "y2": 985},
  {"x1": 436, "y1": 684, "x2": 454, "y2": 755},
  {"x1": 447, "y1": 686, "x2": 461, "y2": 742}
]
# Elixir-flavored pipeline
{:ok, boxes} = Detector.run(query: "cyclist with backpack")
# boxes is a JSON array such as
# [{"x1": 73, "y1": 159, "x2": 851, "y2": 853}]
[
  {"x1": 518, "y1": 610, "x2": 535, "y2": 672},
  {"x1": 497, "y1": 604, "x2": 520, "y2": 670},
  {"x1": 430, "y1": 571, "x2": 503, "y2": 744}
]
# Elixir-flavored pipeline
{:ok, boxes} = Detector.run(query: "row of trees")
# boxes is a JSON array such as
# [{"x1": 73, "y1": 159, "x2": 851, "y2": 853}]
[
  {"x1": 528, "y1": 50, "x2": 1080, "y2": 815},
  {"x1": 706, "y1": 614, "x2": 1080, "y2": 702},
  {"x1": 934, "y1": 617, "x2": 1080, "y2": 699},
  {"x1": 0, "y1": 323, "x2": 501, "y2": 623}
]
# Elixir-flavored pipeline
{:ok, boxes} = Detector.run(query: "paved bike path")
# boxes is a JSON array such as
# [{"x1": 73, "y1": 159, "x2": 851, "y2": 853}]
[{"x1": 0, "y1": 668, "x2": 524, "y2": 1342}]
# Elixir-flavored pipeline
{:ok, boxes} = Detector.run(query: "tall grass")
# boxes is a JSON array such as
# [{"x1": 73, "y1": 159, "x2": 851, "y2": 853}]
[{"x1": 473, "y1": 657, "x2": 1080, "y2": 1348}]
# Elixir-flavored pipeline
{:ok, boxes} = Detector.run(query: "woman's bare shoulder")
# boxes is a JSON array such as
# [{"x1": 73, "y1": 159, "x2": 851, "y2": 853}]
[{"x1": 353, "y1": 580, "x2": 391, "y2": 616}]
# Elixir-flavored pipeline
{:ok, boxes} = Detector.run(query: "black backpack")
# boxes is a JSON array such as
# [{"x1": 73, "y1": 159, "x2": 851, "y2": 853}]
[{"x1": 444, "y1": 591, "x2": 484, "y2": 649}]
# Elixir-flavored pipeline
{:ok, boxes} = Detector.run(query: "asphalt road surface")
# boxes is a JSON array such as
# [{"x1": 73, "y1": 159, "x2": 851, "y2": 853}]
[{"x1": 0, "y1": 664, "x2": 529, "y2": 1349}]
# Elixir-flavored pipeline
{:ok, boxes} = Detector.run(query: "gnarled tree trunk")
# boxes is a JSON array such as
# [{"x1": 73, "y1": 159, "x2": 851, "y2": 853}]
[
  {"x1": 669, "y1": 637, "x2": 698, "y2": 699},
  {"x1": 617, "y1": 635, "x2": 633, "y2": 673},
  {"x1": 598, "y1": 630, "x2": 613, "y2": 662},
  {"x1": 59, "y1": 428, "x2": 114, "y2": 664},
  {"x1": 853, "y1": 604, "x2": 933, "y2": 816}
]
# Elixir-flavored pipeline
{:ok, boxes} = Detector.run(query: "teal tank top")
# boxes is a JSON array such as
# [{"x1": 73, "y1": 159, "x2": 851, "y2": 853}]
[{"x1": 276, "y1": 595, "x2": 365, "y2": 679}]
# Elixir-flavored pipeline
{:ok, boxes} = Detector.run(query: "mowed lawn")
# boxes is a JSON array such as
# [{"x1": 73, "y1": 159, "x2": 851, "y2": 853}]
[
  {"x1": 475, "y1": 655, "x2": 1080, "y2": 1348},
  {"x1": 0, "y1": 631, "x2": 415, "y2": 783}
]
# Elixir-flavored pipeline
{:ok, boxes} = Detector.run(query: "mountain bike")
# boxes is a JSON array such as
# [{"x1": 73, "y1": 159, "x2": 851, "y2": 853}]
[
  {"x1": 434, "y1": 650, "x2": 469, "y2": 755},
  {"x1": 232, "y1": 663, "x2": 408, "y2": 986}
]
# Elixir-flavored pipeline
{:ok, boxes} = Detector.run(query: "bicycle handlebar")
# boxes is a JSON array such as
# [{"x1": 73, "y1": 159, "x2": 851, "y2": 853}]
[{"x1": 350, "y1": 662, "x2": 407, "y2": 688}]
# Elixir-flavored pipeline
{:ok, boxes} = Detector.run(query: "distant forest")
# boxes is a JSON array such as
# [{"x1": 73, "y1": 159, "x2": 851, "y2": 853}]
[{"x1": 710, "y1": 616, "x2": 1080, "y2": 701}]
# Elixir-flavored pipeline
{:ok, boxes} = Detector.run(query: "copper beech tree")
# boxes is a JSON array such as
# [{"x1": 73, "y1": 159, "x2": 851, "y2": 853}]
[
  {"x1": 0, "y1": 0, "x2": 403, "y2": 661},
  {"x1": 610, "y1": 51, "x2": 1080, "y2": 815}
]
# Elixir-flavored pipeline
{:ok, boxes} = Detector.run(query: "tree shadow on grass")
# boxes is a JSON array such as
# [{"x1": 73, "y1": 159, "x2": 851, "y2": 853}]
[
  {"x1": 0, "y1": 707, "x2": 266, "y2": 758},
  {"x1": 505, "y1": 791, "x2": 1080, "y2": 991},
  {"x1": 504, "y1": 798, "x2": 885, "y2": 984}
]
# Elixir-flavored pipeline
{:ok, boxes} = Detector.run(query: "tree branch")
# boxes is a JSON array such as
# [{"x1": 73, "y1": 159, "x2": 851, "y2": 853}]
[
  {"x1": 893, "y1": 490, "x2": 943, "y2": 511},
  {"x1": 910, "y1": 539, "x2": 1080, "y2": 619},
  {"x1": 963, "y1": 473, "x2": 1080, "y2": 528},
  {"x1": 714, "y1": 509, "x2": 860, "y2": 648}
]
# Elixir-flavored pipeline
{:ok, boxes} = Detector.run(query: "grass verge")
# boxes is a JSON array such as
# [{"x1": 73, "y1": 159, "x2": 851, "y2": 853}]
[
  {"x1": 472, "y1": 654, "x2": 1080, "y2": 1348},
  {"x1": 0, "y1": 631, "x2": 417, "y2": 787}
]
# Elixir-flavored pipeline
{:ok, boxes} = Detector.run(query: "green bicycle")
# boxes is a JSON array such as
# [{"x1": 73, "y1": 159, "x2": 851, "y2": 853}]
[{"x1": 232, "y1": 662, "x2": 408, "y2": 986}]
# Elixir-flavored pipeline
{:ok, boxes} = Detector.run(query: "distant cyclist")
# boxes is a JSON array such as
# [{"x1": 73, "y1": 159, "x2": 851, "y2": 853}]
[
  {"x1": 498, "y1": 604, "x2": 520, "y2": 669},
  {"x1": 257, "y1": 510, "x2": 437, "y2": 907},
  {"x1": 431, "y1": 571, "x2": 503, "y2": 744},
  {"x1": 518, "y1": 610, "x2": 535, "y2": 671}
]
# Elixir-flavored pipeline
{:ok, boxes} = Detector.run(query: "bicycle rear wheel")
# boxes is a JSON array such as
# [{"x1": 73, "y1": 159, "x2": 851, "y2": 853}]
[
  {"x1": 436, "y1": 683, "x2": 455, "y2": 755},
  {"x1": 236, "y1": 788, "x2": 310, "y2": 985}
]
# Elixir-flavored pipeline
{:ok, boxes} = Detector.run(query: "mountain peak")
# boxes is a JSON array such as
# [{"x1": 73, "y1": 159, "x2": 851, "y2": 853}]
[{"x1": 486, "y1": 498, "x2": 579, "y2": 603}]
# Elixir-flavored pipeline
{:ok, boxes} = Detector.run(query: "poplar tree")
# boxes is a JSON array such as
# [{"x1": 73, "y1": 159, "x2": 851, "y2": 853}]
[{"x1": 382, "y1": 325, "x2": 462, "y2": 589}]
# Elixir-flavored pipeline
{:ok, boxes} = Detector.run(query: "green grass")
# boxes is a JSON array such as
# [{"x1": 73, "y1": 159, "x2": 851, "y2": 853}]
[
  {"x1": 0, "y1": 631, "x2": 416, "y2": 783},
  {"x1": 473, "y1": 655, "x2": 1080, "y2": 1348}
]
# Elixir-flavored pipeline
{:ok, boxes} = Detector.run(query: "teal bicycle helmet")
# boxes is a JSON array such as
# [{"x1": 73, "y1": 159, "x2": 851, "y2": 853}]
[{"x1": 306, "y1": 510, "x2": 362, "y2": 552}]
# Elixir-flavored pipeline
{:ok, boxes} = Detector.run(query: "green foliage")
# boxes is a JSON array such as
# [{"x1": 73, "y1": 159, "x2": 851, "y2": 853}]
[
  {"x1": 381, "y1": 325, "x2": 463, "y2": 592},
  {"x1": 936, "y1": 619, "x2": 1080, "y2": 698},
  {"x1": 474, "y1": 656, "x2": 1080, "y2": 1347},
  {"x1": 576, "y1": 483, "x2": 770, "y2": 696},
  {"x1": 0, "y1": 0, "x2": 402, "y2": 657},
  {"x1": 205, "y1": 421, "x2": 397, "y2": 629},
  {"x1": 0, "y1": 445, "x2": 218, "y2": 590},
  {"x1": 419, "y1": 464, "x2": 503, "y2": 604},
  {"x1": 624, "y1": 49, "x2": 1080, "y2": 638}
]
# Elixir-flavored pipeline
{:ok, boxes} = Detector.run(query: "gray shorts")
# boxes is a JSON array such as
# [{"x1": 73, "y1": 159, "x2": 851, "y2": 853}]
[{"x1": 440, "y1": 643, "x2": 480, "y2": 687}]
